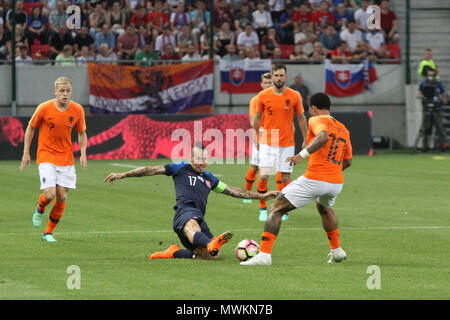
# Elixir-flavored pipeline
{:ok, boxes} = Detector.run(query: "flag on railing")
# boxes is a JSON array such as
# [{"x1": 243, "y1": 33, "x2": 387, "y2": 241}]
[
  {"x1": 88, "y1": 60, "x2": 214, "y2": 114},
  {"x1": 220, "y1": 59, "x2": 272, "y2": 93},
  {"x1": 324, "y1": 59, "x2": 377, "y2": 97}
]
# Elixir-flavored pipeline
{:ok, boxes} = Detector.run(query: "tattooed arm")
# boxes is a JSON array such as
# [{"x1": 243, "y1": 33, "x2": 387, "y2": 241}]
[
  {"x1": 104, "y1": 165, "x2": 166, "y2": 185},
  {"x1": 221, "y1": 185, "x2": 279, "y2": 200}
]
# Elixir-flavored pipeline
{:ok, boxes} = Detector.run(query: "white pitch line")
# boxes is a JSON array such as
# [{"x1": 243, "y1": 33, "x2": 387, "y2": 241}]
[
  {"x1": 2, "y1": 226, "x2": 449, "y2": 237},
  {"x1": 110, "y1": 163, "x2": 141, "y2": 169}
]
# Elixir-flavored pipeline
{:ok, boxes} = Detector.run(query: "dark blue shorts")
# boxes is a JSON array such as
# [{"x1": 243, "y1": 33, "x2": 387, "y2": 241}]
[{"x1": 172, "y1": 205, "x2": 213, "y2": 251}]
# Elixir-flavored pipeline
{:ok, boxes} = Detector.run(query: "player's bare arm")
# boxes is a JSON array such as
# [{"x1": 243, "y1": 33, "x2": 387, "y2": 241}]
[
  {"x1": 286, "y1": 130, "x2": 329, "y2": 165},
  {"x1": 20, "y1": 125, "x2": 36, "y2": 170},
  {"x1": 296, "y1": 113, "x2": 308, "y2": 149},
  {"x1": 222, "y1": 185, "x2": 279, "y2": 200},
  {"x1": 254, "y1": 112, "x2": 263, "y2": 150},
  {"x1": 78, "y1": 131, "x2": 88, "y2": 171},
  {"x1": 104, "y1": 165, "x2": 166, "y2": 184}
]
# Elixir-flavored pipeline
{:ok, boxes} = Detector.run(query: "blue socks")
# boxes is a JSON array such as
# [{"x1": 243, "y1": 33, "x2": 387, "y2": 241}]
[
  {"x1": 193, "y1": 232, "x2": 211, "y2": 249},
  {"x1": 173, "y1": 249, "x2": 194, "y2": 259}
]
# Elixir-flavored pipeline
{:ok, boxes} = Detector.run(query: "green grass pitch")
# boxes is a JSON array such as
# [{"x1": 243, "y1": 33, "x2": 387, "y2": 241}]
[{"x1": 0, "y1": 152, "x2": 449, "y2": 299}]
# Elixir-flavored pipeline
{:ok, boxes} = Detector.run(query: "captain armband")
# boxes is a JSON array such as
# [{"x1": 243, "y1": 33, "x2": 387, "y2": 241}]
[{"x1": 212, "y1": 181, "x2": 227, "y2": 193}]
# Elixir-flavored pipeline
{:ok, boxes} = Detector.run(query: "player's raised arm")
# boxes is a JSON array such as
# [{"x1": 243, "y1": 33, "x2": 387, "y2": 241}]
[{"x1": 104, "y1": 165, "x2": 166, "y2": 185}]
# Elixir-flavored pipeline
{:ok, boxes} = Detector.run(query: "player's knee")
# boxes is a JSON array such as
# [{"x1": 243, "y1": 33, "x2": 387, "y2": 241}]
[
  {"x1": 269, "y1": 203, "x2": 284, "y2": 220},
  {"x1": 43, "y1": 189, "x2": 56, "y2": 201}
]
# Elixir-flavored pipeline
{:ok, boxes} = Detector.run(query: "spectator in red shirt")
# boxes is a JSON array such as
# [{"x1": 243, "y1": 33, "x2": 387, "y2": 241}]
[
  {"x1": 214, "y1": 0, "x2": 233, "y2": 31},
  {"x1": 293, "y1": 3, "x2": 313, "y2": 29},
  {"x1": 160, "y1": 43, "x2": 180, "y2": 61},
  {"x1": 380, "y1": 0, "x2": 399, "y2": 43},
  {"x1": 147, "y1": 0, "x2": 170, "y2": 34},
  {"x1": 311, "y1": 1, "x2": 334, "y2": 31},
  {"x1": 117, "y1": 24, "x2": 139, "y2": 62},
  {"x1": 331, "y1": 40, "x2": 353, "y2": 64},
  {"x1": 130, "y1": 5, "x2": 149, "y2": 29}
]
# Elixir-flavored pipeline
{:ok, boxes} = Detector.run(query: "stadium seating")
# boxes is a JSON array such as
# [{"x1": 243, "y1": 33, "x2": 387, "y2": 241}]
[
  {"x1": 23, "y1": 2, "x2": 43, "y2": 16},
  {"x1": 31, "y1": 44, "x2": 50, "y2": 60},
  {"x1": 280, "y1": 44, "x2": 294, "y2": 59}
]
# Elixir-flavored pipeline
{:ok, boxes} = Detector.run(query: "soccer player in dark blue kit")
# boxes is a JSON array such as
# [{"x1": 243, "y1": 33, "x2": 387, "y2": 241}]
[{"x1": 104, "y1": 143, "x2": 278, "y2": 260}]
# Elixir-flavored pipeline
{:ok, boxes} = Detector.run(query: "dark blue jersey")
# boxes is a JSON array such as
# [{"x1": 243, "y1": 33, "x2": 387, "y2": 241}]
[{"x1": 164, "y1": 162, "x2": 221, "y2": 215}]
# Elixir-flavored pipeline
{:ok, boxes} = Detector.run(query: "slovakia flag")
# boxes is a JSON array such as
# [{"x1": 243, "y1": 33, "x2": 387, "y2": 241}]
[
  {"x1": 324, "y1": 59, "x2": 377, "y2": 97},
  {"x1": 220, "y1": 59, "x2": 272, "y2": 93}
]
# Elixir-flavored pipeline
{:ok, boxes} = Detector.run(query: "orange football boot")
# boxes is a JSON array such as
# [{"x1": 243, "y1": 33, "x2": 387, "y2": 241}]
[
  {"x1": 149, "y1": 243, "x2": 180, "y2": 259},
  {"x1": 207, "y1": 231, "x2": 233, "y2": 256}
]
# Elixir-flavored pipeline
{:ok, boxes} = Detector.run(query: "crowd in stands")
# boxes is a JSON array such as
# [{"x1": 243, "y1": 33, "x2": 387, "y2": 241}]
[{"x1": 0, "y1": 0, "x2": 400, "y2": 65}]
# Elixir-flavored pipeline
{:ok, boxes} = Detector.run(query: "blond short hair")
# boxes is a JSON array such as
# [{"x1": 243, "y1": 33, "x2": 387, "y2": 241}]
[
  {"x1": 261, "y1": 72, "x2": 272, "y2": 81},
  {"x1": 54, "y1": 77, "x2": 72, "y2": 89}
]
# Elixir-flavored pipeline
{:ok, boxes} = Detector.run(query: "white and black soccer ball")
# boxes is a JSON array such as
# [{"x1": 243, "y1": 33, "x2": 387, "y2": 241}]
[{"x1": 235, "y1": 239, "x2": 260, "y2": 261}]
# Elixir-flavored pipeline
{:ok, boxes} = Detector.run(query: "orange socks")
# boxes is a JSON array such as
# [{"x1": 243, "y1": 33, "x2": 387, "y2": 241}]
[
  {"x1": 260, "y1": 231, "x2": 277, "y2": 254},
  {"x1": 38, "y1": 193, "x2": 52, "y2": 212},
  {"x1": 326, "y1": 228, "x2": 340, "y2": 249},
  {"x1": 245, "y1": 167, "x2": 258, "y2": 191},
  {"x1": 257, "y1": 178, "x2": 268, "y2": 210},
  {"x1": 275, "y1": 172, "x2": 283, "y2": 191},
  {"x1": 44, "y1": 200, "x2": 66, "y2": 234}
]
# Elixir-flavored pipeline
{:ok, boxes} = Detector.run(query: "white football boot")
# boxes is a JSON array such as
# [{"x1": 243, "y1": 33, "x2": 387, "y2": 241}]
[
  {"x1": 327, "y1": 247, "x2": 347, "y2": 264},
  {"x1": 240, "y1": 253, "x2": 272, "y2": 266}
]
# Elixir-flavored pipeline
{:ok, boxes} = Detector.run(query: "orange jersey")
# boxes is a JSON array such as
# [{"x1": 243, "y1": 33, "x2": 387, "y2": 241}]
[
  {"x1": 304, "y1": 115, "x2": 352, "y2": 184},
  {"x1": 256, "y1": 87, "x2": 304, "y2": 147},
  {"x1": 29, "y1": 99, "x2": 86, "y2": 166}
]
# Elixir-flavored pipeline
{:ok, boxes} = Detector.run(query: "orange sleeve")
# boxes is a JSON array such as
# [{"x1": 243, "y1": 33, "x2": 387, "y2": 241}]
[
  {"x1": 309, "y1": 117, "x2": 328, "y2": 136},
  {"x1": 249, "y1": 96, "x2": 258, "y2": 117},
  {"x1": 75, "y1": 106, "x2": 87, "y2": 133},
  {"x1": 256, "y1": 92, "x2": 264, "y2": 113},
  {"x1": 29, "y1": 105, "x2": 44, "y2": 129}
]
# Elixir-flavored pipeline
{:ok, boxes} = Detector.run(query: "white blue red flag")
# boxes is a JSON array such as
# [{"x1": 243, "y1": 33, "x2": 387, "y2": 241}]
[
  {"x1": 220, "y1": 59, "x2": 272, "y2": 93},
  {"x1": 324, "y1": 59, "x2": 377, "y2": 97}
]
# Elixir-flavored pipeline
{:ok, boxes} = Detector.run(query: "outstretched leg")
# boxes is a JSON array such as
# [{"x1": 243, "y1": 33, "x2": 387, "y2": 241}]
[{"x1": 241, "y1": 194, "x2": 296, "y2": 266}]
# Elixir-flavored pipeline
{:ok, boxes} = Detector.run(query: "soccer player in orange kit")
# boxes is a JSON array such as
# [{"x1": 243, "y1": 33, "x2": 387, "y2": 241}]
[
  {"x1": 253, "y1": 63, "x2": 308, "y2": 222},
  {"x1": 241, "y1": 92, "x2": 352, "y2": 266},
  {"x1": 20, "y1": 77, "x2": 87, "y2": 242}
]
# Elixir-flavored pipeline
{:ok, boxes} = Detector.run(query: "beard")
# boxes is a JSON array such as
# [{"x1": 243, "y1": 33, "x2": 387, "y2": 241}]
[{"x1": 274, "y1": 81, "x2": 285, "y2": 90}]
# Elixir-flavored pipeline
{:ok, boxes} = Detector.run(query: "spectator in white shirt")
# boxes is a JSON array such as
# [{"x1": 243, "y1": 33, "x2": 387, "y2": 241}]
[
  {"x1": 15, "y1": 45, "x2": 32, "y2": 65},
  {"x1": 154, "y1": 24, "x2": 177, "y2": 54},
  {"x1": 364, "y1": 29, "x2": 388, "y2": 59},
  {"x1": 182, "y1": 42, "x2": 202, "y2": 61},
  {"x1": 237, "y1": 23, "x2": 259, "y2": 51},
  {"x1": 269, "y1": 0, "x2": 286, "y2": 24},
  {"x1": 354, "y1": 0, "x2": 373, "y2": 32},
  {"x1": 339, "y1": 19, "x2": 363, "y2": 51},
  {"x1": 252, "y1": 1, "x2": 273, "y2": 39},
  {"x1": 76, "y1": 45, "x2": 95, "y2": 65}
]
